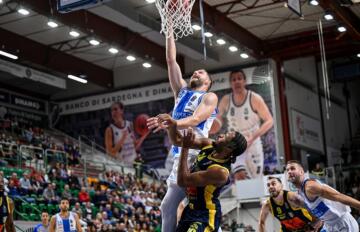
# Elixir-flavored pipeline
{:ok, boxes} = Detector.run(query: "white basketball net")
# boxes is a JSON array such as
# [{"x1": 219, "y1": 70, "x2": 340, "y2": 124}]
[{"x1": 155, "y1": 0, "x2": 196, "y2": 40}]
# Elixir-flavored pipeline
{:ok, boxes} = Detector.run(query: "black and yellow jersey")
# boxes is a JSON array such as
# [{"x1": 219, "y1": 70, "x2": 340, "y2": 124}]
[
  {"x1": 0, "y1": 195, "x2": 12, "y2": 232},
  {"x1": 268, "y1": 190, "x2": 313, "y2": 232},
  {"x1": 180, "y1": 145, "x2": 230, "y2": 231}
]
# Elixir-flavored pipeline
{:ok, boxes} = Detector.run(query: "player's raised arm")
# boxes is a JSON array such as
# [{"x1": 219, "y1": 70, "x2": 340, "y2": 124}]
[
  {"x1": 258, "y1": 200, "x2": 270, "y2": 232},
  {"x1": 166, "y1": 31, "x2": 187, "y2": 96}
]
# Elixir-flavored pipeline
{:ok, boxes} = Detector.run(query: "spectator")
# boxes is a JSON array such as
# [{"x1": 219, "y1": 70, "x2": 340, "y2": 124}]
[
  {"x1": 72, "y1": 202, "x2": 83, "y2": 217},
  {"x1": 19, "y1": 172, "x2": 33, "y2": 195},
  {"x1": 68, "y1": 170, "x2": 81, "y2": 190},
  {"x1": 311, "y1": 162, "x2": 325, "y2": 177},
  {"x1": 9, "y1": 173, "x2": 20, "y2": 188},
  {"x1": 78, "y1": 187, "x2": 90, "y2": 203},
  {"x1": 42, "y1": 183, "x2": 58, "y2": 204},
  {"x1": 84, "y1": 201, "x2": 93, "y2": 221}
]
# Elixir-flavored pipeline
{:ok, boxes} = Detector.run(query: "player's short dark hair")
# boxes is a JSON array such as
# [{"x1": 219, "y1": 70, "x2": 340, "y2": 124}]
[
  {"x1": 287, "y1": 160, "x2": 304, "y2": 168},
  {"x1": 268, "y1": 176, "x2": 282, "y2": 184},
  {"x1": 229, "y1": 132, "x2": 247, "y2": 163},
  {"x1": 229, "y1": 70, "x2": 246, "y2": 81},
  {"x1": 60, "y1": 197, "x2": 69, "y2": 203}
]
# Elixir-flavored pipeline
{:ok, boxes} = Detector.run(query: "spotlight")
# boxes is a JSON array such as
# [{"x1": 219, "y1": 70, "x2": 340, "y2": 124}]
[
  {"x1": 126, "y1": 55, "x2": 136, "y2": 61},
  {"x1": 240, "y1": 53, "x2": 249, "y2": 59},
  {"x1": 324, "y1": 13, "x2": 334, "y2": 21},
  {"x1": 145, "y1": 0, "x2": 155, "y2": 3},
  {"x1": 68, "y1": 74, "x2": 87, "y2": 84},
  {"x1": 357, "y1": 53, "x2": 360, "y2": 58},
  {"x1": 0, "y1": 50, "x2": 18, "y2": 60},
  {"x1": 228, "y1": 46, "x2": 238, "y2": 52},
  {"x1": 18, "y1": 8, "x2": 30, "y2": 15},
  {"x1": 191, "y1": 24, "x2": 201, "y2": 31},
  {"x1": 143, "y1": 62, "x2": 152, "y2": 68},
  {"x1": 216, "y1": 38, "x2": 226, "y2": 45},
  {"x1": 337, "y1": 26, "x2": 346, "y2": 32},
  {"x1": 204, "y1": 32, "x2": 213, "y2": 38},
  {"x1": 89, "y1": 39, "x2": 100, "y2": 46},
  {"x1": 108, "y1": 47, "x2": 119, "y2": 54},
  {"x1": 69, "y1": 30, "x2": 80, "y2": 37},
  {"x1": 47, "y1": 20, "x2": 58, "y2": 28},
  {"x1": 309, "y1": 0, "x2": 319, "y2": 6}
]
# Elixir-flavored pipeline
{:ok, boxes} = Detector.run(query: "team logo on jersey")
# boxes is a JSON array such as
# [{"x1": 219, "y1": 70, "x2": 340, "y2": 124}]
[
  {"x1": 230, "y1": 107, "x2": 235, "y2": 116},
  {"x1": 244, "y1": 108, "x2": 249, "y2": 120},
  {"x1": 115, "y1": 132, "x2": 119, "y2": 136},
  {"x1": 277, "y1": 207, "x2": 282, "y2": 214},
  {"x1": 190, "y1": 95, "x2": 197, "y2": 102}
]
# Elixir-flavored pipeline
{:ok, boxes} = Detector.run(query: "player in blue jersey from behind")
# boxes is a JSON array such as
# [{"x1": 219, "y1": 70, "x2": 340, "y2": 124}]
[
  {"x1": 286, "y1": 160, "x2": 360, "y2": 232},
  {"x1": 147, "y1": 28, "x2": 218, "y2": 232},
  {"x1": 33, "y1": 211, "x2": 50, "y2": 232},
  {"x1": 155, "y1": 114, "x2": 247, "y2": 231},
  {"x1": 49, "y1": 197, "x2": 82, "y2": 232}
]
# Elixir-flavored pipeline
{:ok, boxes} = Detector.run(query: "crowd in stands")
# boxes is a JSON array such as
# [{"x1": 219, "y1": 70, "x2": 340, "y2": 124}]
[
  {"x1": 0, "y1": 119, "x2": 81, "y2": 167},
  {"x1": 1, "y1": 162, "x2": 166, "y2": 232}
]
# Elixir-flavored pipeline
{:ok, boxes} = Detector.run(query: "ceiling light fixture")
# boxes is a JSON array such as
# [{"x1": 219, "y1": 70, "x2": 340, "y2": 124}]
[
  {"x1": 240, "y1": 53, "x2": 249, "y2": 59},
  {"x1": 324, "y1": 13, "x2": 334, "y2": 21},
  {"x1": 337, "y1": 26, "x2": 346, "y2": 32},
  {"x1": 0, "y1": 50, "x2": 18, "y2": 60},
  {"x1": 69, "y1": 30, "x2": 80, "y2": 37},
  {"x1": 143, "y1": 62, "x2": 152, "y2": 68},
  {"x1": 145, "y1": 0, "x2": 155, "y2": 3},
  {"x1": 228, "y1": 46, "x2": 238, "y2": 52},
  {"x1": 309, "y1": 0, "x2": 319, "y2": 6},
  {"x1": 18, "y1": 8, "x2": 30, "y2": 15},
  {"x1": 108, "y1": 47, "x2": 119, "y2": 54},
  {"x1": 357, "y1": 53, "x2": 360, "y2": 58},
  {"x1": 89, "y1": 39, "x2": 100, "y2": 46},
  {"x1": 68, "y1": 74, "x2": 87, "y2": 84},
  {"x1": 126, "y1": 55, "x2": 136, "y2": 61},
  {"x1": 216, "y1": 38, "x2": 226, "y2": 45},
  {"x1": 191, "y1": 24, "x2": 201, "y2": 31},
  {"x1": 47, "y1": 20, "x2": 58, "y2": 28},
  {"x1": 204, "y1": 32, "x2": 213, "y2": 38}
]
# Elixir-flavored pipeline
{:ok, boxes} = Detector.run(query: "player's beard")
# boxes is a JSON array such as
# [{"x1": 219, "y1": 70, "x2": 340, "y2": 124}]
[
  {"x1": 190, "y1": 78, "x2": 203, "y2": 89},
  {"x1": 269, "y1": 190, "x2": 279, "y2": 198}
]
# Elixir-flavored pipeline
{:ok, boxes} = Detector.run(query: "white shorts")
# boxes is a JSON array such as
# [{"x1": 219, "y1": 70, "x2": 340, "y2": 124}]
[
  {"x1": 167, "y1": 152, "x2": 198, "y2": 185},
  {"x1": 323, "y1": 212, "x2": 359, "y2": 232},
  {"x1": 231, "y1": 139, "x2": 263, "y2": 179}
]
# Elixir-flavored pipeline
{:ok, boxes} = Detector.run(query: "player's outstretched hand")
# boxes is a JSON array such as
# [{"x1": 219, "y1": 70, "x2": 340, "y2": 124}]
[
  {"x1": 146, "y1": 114, "x2": 176, "y2": 133},
  {"x1": 182, "y1": 127, "x2": 195, "y2": 148}
]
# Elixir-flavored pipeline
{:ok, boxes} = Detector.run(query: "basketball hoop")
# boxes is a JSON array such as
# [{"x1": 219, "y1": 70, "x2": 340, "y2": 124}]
[{"x1": 155, "y1": 0, "x2": 196, "y2": 40}]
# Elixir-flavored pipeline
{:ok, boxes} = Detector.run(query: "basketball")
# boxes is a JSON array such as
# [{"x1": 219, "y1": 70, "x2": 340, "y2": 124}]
[{"x1": 134, "y1": 114, "x2": 150, "y2": 136}]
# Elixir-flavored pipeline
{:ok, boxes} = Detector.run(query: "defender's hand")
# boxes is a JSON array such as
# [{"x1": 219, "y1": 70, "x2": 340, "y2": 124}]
[{"x1": 182, "y1": 127, "x2": 195, "y2": 148}]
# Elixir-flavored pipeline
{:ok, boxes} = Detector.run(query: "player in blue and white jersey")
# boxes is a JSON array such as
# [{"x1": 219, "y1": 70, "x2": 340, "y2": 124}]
[
  {"x1": 49, "y1": 198, "x2": 82, "y2": 232},
  {"x1": 286, "y1": 160, "x2": 360, "y2": 232},
  {"x1": 147, "y1": 29, "x2": 218, "y2": 232}
]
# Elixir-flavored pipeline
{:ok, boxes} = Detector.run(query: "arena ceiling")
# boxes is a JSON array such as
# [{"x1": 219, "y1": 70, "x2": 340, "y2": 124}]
[{"x1": 0, "y1": 0, "x2": 359, "y2": 99}]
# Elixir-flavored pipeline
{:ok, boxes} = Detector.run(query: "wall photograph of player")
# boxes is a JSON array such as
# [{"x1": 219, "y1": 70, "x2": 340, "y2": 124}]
[{"x1": 211, "y1": 66, "x2": 278, "y2": 181}]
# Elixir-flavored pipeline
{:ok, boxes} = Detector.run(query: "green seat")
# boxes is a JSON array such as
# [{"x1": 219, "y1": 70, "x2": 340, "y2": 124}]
[
  {"x1": 29, "y1": 213, "x2": 37, "y2": 221},
  {"x1": 38, "y1": 203, "x2": 46, "y2": 212},
  {"x1": 47, "y1": 204, "x2": 58, "y2": 215},
  {"x1": 21, "y1": 202, "x2": 31, "y2": 214}
]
